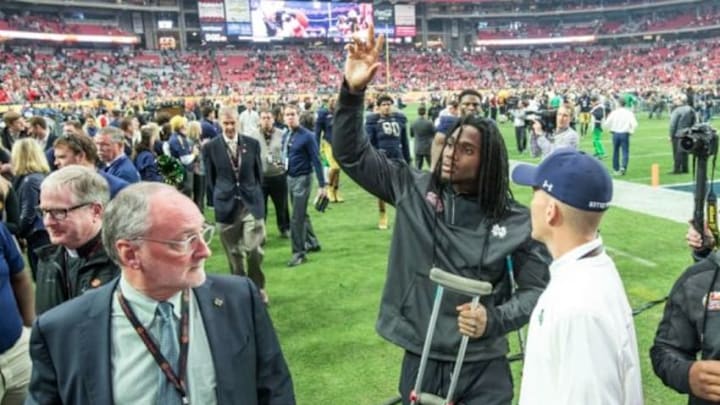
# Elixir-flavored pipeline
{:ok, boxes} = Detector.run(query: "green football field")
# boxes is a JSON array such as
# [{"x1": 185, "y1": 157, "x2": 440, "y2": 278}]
[{"x1": 204, "y1": 106, "x2": 715, "y2": 404}]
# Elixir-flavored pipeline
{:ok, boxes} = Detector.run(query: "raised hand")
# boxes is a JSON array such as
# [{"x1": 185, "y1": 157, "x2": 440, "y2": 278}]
[{"x1": 343, "y1": 24, "x2": 385, "y2": 92}]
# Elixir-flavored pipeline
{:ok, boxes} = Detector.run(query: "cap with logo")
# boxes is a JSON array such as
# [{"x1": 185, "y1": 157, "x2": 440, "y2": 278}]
[{"x1": 511, "y1": 148, "x2": 613, "y2": 212}]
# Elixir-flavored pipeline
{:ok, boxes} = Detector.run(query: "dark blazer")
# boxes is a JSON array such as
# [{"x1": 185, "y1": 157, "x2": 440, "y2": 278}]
[
  {"x1": 204, "y1": 135, "x2": 264, "y2": 223},
  {"x1": 104, "y1": 155, "x2": 140, "y2": 184},
  {"x1": 13, "y1": 172, "x2": 45, "y2": 239},
  {"x1": 26, "y1": 275, "x2": 295, "y2": 405},
  {"x1": 43, "y1": 133, "x2": 57, "y2": 152}
]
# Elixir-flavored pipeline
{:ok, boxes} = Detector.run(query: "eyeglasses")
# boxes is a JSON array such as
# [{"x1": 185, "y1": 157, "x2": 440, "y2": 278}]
[
  {"x1": 134, "y1": 224, "x2": 215, "y2": 255},
  {"x1": 37, "y1": 202, "x2": 92, "y2": 221}
]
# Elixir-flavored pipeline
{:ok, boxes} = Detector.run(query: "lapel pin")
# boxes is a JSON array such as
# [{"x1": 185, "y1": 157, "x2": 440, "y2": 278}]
[{"x1": 213, "y1": 298, "x2": 224, "y2": 307}]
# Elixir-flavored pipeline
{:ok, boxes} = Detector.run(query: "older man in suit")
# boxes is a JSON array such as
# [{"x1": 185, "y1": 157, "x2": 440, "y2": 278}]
[
  {"x1": 25, "y1": 182, "x2": 295, "y2": 404},
  {"x1": 204, "y1": 105, "x2": 268, "y2": 303}
]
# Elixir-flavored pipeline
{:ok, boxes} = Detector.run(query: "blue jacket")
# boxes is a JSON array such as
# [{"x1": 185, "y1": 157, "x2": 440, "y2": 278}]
[
  {"x1": 281, "y1": 126, "x2": 325, "y2": 186},
  {"x1": 314, "y1": 106, "x2": 333, "y2": 143},
  {"x1": 365, "y1": 112, "x2": 411, "y2": 163},
  {"x1": 14, "y1": 172, "x2": 46, "y2": 239},
  {"x1": 0, "y1": 222, "x2": 25, "y2": 353},
  {"x1": 436, "y1": 115, "x2": 459, "y2": 136},
  {"x1": 201, "y1": 119, "x2": 220, "y2": 140},
  {"x1": 133, "y1": 150, "x2": 163, "y2": 182},
  {"x1": 168, "y1": 132, "x2": 193, "y2": 169},
  {"x1": 98, "y1": 171, "x2": 129, "y2": 199},
  {"x1": 104, "y1": 155, "x2": 140, "y2": 184}
]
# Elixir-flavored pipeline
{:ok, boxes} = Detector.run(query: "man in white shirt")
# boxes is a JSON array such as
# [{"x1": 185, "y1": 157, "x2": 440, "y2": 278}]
[
  {"x1": 512, "y1": 149, "x2": 643, "y2": 405},
  {"x1": 603, "y1": 98, "x2": 638, "y2": 175},
  {"x1": 239, "y1": 98, "x2": 260, "y2": 137}
]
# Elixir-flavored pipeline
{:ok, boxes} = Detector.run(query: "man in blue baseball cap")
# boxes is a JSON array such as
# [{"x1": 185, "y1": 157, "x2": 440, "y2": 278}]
[{"x1": 512, "y1": 149, "x2": 643, "y2": 405}]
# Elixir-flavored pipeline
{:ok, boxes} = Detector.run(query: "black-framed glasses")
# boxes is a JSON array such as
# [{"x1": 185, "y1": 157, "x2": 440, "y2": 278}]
[
  {"x1": 37, "y1": 202, "x2": 93, "y2": 221},
  {"x1": 134, "y1": 224, "x2": 215, "y2": 255}
]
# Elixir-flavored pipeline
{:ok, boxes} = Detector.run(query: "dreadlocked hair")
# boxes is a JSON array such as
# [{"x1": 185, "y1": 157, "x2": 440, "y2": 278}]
[{"x1": 428, "y1": 115, "x2": 513, "y2": 223}]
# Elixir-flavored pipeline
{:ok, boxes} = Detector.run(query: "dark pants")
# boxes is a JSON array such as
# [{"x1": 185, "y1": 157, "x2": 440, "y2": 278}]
[
  {"x1": 514, "y1": 126, "x2": 526, "y2": 153},
  {"x1": 217, "y1": 209, "x2": 265, "y2": 288},
  {"x1": 263, "y1": 174, "x2": 290, "y2": 233},
  {"x1": 27, "y1": 230, "x2": 50, "y2": 281},
  {"x1": 287, "y1": 174, "x2": 319, "y2": 256},
  {"x1": 415, "y1": 154, "x2": 430, "y2": 170},
  {"x1": 192, "y1": 173, "x2": 206, "y2": 212},
  {"x1": 399, "y1": 351, "x2": 513, "y2": 405},
  {"x1": 206, "y1": 178, "x2": 214, "y2": 207},
  {"x1": 180, "y1": 169, "x2": 194, "y2": 198},
  {"x1": 671, "y1": 137, "x2": 689, "y2": 173},
  {"x1": 611, "y1": 132, "x2": 630, "y2": 172}
]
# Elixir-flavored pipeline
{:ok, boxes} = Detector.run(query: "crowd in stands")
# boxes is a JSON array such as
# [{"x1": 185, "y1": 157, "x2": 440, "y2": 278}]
[
  {"x1": 477, "y1": 9, "x2": 720, "y2": 39},
  {"x1": 0, "y1": 11, "x2": 131, "y2": 36},
  {"x1": 430, "y1": 0, "x2": 707, "y2": 14},
  {"x1": 0, "y1": 47, "x2": 217, "y2": 104},
  {"x1": 2, "y1": 38, "x2": 718, "y2": 105}
]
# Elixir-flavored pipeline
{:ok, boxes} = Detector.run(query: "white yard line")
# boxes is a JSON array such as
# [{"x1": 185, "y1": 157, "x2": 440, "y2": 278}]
[{"x1": 605, "y1": 246, "x2": 658, "y2": 268}]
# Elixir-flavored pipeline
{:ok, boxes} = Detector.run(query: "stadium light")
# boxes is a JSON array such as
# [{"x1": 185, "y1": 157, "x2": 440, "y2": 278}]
[{"x1": 0, "y1": 29, "x2": 140, "y2": 44}]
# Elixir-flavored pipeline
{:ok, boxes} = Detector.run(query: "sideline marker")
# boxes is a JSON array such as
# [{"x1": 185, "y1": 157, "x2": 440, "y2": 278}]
[{"x1": 651, "y1": 163, "x2": 660, "y2": 187}]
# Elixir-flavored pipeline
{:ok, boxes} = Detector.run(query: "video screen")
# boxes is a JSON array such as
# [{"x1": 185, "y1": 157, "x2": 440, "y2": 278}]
[
  {"x1": 198, "y1": 0, "x2": 375, "y2": 42},
  {"x1": 328, "y1": 3, "x2": 373, "y2": 40},
  {"x1": 251, "y1": 1, "x2": 330, "y2": 40}
]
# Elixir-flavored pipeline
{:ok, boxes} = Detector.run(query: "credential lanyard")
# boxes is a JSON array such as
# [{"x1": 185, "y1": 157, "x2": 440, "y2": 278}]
[
  {"x1": 117, "y1": 289, "x2": 190, "y2": 404},
  {"x1": 224, "y1": 139, "x2": 242, "y2": 186}
]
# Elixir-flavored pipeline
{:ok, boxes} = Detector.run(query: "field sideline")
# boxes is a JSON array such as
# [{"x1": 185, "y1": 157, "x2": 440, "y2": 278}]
[{"x1": 202, "y1": 105, "x2": 714, "y2": 404}]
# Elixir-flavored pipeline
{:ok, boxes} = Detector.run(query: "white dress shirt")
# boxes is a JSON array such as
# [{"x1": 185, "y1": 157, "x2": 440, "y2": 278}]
[
  {"x1": 519, "y1": 237, "x2": 643, "y2": 405},
  {"x1": 603, "y1": 107, "x2": 638, "y2": 134}
]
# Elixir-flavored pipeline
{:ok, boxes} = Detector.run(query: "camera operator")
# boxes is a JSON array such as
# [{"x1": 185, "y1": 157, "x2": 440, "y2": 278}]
[
  {"x1": 651, "y1": 125, "x2": 720, "y2": 404},
  {"x1": 669, "y1": 93, "x2": 697, "y2": 174},
  {"x1": 510, "y1": 99, "x2": 528, "y2": 154},
  {"x1": 530, "y1": 104, "x2": 579, "y2": 158}
]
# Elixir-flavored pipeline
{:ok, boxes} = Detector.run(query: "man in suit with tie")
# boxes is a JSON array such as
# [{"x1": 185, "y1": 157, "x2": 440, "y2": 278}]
[
  {"x1": 204, "y1": 106, "x2": 268, "y2": 303},
  {"x1": 25, "y1": 182, "x2": 295, "y2": 404}
]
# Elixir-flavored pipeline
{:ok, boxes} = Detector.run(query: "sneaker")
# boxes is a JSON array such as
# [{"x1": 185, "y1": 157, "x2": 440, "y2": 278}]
[
  {"x1": 287, "y1": 254, "x2": 307, "y2": 267},
  {"x1": 260, "y1": 289, "x2": 269, "y2": 305},
  {"x1": 333, "y1": 189, "x2": 345, "y2": 203},
  {"x1": 280, "y1": 229, "x2": 290, "y2": 239},
  {"x1": 378, "y1": 212, "x2": 388, "y2": 230},
  {"x1": 620, "y1": 168, "x2": 626, "y2": 175}
]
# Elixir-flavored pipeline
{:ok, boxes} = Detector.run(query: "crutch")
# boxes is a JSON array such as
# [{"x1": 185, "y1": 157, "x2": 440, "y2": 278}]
[
  {"x1": 505, "y1": 256, "x2": 526, "y2": 363},
  {"x1": 410, "y1": 268, "x2": 493, "y2": 405}
]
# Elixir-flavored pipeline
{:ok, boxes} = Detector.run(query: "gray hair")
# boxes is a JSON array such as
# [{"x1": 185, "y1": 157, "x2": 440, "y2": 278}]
[
  {"x1": 98, "y1": 126, "x2": 125, "y2": 144},
  {"x1": 41, "y1": 165, "x2": 110, "y2": 207},
  {"x1": 218, "y1": 105, "x2": 238, "y2": 120},
  {"x1": 102, "y1": 182, "x2": 176, "y2": 265}
]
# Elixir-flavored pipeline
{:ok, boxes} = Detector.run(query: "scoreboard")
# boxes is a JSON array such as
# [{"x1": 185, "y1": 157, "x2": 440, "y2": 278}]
[{"x1": 198, "y1": 0, "x2": 415, "y2": 42}]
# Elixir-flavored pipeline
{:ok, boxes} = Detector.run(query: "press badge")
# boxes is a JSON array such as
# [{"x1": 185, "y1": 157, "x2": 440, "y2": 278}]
[{"x1": 702, "y1": 292, "x2": 720, "y2": 311}]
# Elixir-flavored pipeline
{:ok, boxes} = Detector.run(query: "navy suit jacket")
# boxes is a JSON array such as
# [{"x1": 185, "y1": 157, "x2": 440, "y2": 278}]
[
  {"x1": 26, "y1": 275, "x2": 295, "y2": 405},
  {"x1": 204, "y1": 135, "x2": 264, "y2": 223},
  {"x1": 104, "y1": 155, "x2": 140, "y2": 184}
]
